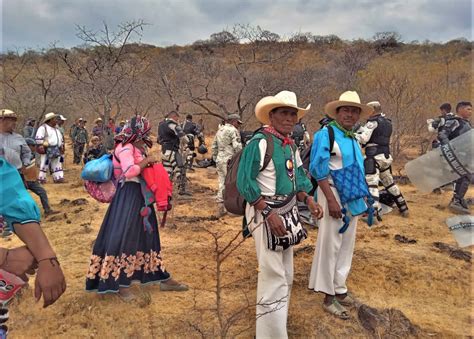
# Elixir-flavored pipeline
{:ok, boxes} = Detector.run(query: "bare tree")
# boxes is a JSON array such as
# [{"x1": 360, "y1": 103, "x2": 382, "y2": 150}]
[
  {"x1": 59, "y1": 20, "x2": 150, "y2": 129},
  {"x1": 1, "y1": 49, "x2": 72, "y2": 125},
  {"x1": 183, "y1": 25, "x2": 294, "y2": 128}
]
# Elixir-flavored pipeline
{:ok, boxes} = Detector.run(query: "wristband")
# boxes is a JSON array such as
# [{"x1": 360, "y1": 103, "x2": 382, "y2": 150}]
[
  {"x1": 261, "y1": 205, "x2": 273, "y2": 219},
  {"x1": 37, "y1": 257, "x2": 60, "y2": 267}
]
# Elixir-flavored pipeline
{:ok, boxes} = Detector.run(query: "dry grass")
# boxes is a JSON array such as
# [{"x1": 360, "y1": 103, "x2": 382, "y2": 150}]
[{"x1": 3, "y1": 144, "x2": 473, "y2": 338}]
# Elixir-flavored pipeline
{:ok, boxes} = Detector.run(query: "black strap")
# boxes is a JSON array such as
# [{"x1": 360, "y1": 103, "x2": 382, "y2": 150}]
[
  {"x1": 113, "y1": 151, "x2": 120, "y2": 163},
  {"x1": 327, "y1": 125, "x2": 335, "y2": 156}
]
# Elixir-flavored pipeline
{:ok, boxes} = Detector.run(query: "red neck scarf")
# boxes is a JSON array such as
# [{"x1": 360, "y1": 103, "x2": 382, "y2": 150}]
[{"x1": 264, "y1": 126, "x2": 294, "y2": 147}]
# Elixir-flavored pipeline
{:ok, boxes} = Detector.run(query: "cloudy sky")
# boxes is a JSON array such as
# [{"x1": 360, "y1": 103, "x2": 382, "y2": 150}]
[{"x1": 1, "y1": 0, "x2": 472, "y2": 51}]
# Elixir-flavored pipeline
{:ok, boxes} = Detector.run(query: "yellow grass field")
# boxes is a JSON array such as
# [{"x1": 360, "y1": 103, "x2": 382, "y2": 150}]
[{"x1": 3, "y1": 144, "x2": 473, "y2": 338}]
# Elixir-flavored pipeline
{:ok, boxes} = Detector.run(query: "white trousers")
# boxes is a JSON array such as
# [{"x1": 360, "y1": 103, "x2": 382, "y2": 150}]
[
  {"x1": 38, "y1": 154, "x2": 64, "y2": 182},
  {"x1": 308, "y1": 186, "x2": 357, "y2": 295},
  {"x1": 366, "y1": 153, "x2": 402, "y2": 211},
  {"x1": 246, "y1": 204, "x2": 293, "y2": 339}
]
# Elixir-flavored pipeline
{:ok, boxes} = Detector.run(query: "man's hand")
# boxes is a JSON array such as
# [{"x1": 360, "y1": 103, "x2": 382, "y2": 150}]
[
  {"x1": 35, "y1": 259, "x2": 66, "y2": 308},
  {"x1": 265, "y1": 213, "x2": 287, "y2": 237},
  {"x1": 307, "y1": 197, "x2": 324, "y2": 219},
  {"x1": 0, "y1": 246, "x2": 37, "y2": 280},
  {"x1": 327, "y1": 198, "x2": 342, "y2": 219}
]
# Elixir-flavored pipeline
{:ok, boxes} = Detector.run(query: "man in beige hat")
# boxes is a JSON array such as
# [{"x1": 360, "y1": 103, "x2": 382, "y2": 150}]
[
  {"x1": 92, "y1": 117, "x2": 104, "y2": 138},
  {"x1": 0, "y1": 109, "x2": 31, "y2": 172},
  {"x1": 308, "y1": 91, "x2": 373, "y2": 320},
  {"x1": 211, "y1": 113, "x2": 243, "y2": 216},
  {"x1": 356, "y1": 101, "x2": 409, "y2": 218},
  {"x1": 35, "y1": 112, "x2": 65, "y2": 183},
  {"x1": 237, "y1": 91, "x2": 323, "y2": 338}
]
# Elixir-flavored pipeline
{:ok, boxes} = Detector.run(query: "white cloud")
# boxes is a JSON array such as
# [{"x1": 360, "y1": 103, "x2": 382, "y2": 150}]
[{"x1": 1, "y1": 0, "x2": 471, "y2": 51}]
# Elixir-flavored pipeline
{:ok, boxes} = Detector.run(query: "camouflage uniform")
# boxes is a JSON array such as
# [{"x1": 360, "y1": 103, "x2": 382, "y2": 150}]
[
  {"x1": 71, "y1": 127, "x2": 89, "y2": 164},
  {"x1": 211, "y1": 123, "x2": 242, "y2": 202}
]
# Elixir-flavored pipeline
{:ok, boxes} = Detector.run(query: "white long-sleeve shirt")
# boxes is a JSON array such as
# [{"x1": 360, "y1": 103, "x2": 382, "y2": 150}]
[{"x1": 35, "y1": 124, "x2": 63, "y2": 147}]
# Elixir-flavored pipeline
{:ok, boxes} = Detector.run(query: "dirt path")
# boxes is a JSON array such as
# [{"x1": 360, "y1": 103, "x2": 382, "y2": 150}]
[{"x1": 4, "y1": 147, "x2": 473, "y2": 338}]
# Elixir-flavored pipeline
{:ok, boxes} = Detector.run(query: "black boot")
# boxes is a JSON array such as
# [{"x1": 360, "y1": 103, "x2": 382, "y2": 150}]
[{"x1": 394, "y1": 194, "x2": 409, "y2": 217}]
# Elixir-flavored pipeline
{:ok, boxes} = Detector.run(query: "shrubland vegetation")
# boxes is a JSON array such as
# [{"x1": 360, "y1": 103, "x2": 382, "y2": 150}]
[{"x1": 1, "y1": 22, "x2": 471, "y2": 159}]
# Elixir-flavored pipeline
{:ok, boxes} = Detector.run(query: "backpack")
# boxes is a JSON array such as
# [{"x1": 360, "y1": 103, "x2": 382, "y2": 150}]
[
  {"x1": 81, "y1": 154, "x2": 113, "y2": 182},
  {"x1": 84, "y1": 180, "x2": 117, "y2": 203},
  {"x1": 223, "y1": 131, "x2": 274, "y2": 215},
  {"x1": 301, "y1": 125, "x2": 335, "y2": 194}
]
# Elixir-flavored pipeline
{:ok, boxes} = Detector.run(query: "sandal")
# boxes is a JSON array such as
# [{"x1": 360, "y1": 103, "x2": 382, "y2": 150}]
[
  {"x1": 160, "y1": 281, "x2": 189, "y2": 292},
  {"x1": 118, "y1": 290, "x2": 137, "y2": 302},
  {"x1": 336, "y1": 294, "x2": 355, "y2": 307},
  {"x1": 322, "y1": 299, "x2": 350, "y2": 320}
]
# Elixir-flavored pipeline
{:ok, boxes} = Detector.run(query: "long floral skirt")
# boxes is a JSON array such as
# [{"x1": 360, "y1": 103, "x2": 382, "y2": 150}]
[{"x1": 85, "y1": 181, "x2": 170, "y2": 293}]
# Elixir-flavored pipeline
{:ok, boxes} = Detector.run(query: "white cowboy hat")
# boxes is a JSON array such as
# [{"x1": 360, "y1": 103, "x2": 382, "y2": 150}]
[
  {"x1": 255, "y1": 90, "x2": 311, "y2": 125},
  {"x1": 0, "y1": 109, "x2": 18, "y2": 119},
  {"x1": 44, "y1": 112, "x2": 57, "y2": 122},
  {"x1": 94, "y1": 118, "x2": 103, "y2": 123},
  {"x1": 325, "y1": 91, "x2": 373, "y2": 120}
]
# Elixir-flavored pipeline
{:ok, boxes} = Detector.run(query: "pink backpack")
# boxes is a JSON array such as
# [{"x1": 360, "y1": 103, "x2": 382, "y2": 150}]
[{"x1": 84, "y1": 180, "x2": 116, "y2": 203}]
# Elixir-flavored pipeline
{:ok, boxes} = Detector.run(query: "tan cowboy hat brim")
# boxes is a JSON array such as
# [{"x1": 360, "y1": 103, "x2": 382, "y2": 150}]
[
  {"x1": 0, "y1": 109, "x2": 18, "y2": 119},
  {"x1": 44, "y1": 112, "x2": 57, "y2": 122},
  {"x1": 255, "y1": 97, "x2": 311, "y2": 125},
  {"x1": 325, "y1": 100, "x2": 373, "y2": 120}
]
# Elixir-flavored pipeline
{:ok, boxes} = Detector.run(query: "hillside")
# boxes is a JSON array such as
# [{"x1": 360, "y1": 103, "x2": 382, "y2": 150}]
[
  {"x1": 3, "y1": 144, "x2": 472, "y2": 338},
  {"x1": 1, "y1": 35, "x2": 471, "y2": 160}
]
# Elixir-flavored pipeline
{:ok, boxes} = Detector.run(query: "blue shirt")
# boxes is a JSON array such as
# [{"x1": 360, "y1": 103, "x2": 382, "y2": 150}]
[
  {"x1": 0, "y1": 157, "x2": 40, "y2": 229},
  {"x1": 309, "y1": 125, "x2": 367, "y2": 216}
]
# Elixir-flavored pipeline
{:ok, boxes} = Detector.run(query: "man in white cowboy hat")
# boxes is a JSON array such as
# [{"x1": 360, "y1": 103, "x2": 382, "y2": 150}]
[
  {"x1": 211, "y1": 113, "x2": 243, "y2": 216},
  {"x1": 308, "y1": 91, "x2": 373, "y2": 320},
  {"x1": 57, "y1": 115, "x2": 67, "y2": 136},
  {"x1": 237, "y1": 91, "x2": 323, "y2": 338},
  {"x1": 355, "y1": 101, "x2": 409, "y2": 218},
  {"x1": 35, "y1": 112, "x2": 65, "y2": 183},
  {"x1": 0, "y1": 109, "x2": 33, "y2": 179}
]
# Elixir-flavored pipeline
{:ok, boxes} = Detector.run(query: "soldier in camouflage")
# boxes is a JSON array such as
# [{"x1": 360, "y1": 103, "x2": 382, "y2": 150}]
[
  {"x1": 71, "y1": 118, "x2": 88, "y2": 164},
  {"x1": 211, "y1": 114, "x2": 243, "y2": 215}
]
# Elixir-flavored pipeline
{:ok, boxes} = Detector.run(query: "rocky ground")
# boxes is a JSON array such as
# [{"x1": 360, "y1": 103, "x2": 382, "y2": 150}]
[{"x1": 3, "y1": 146, "x2": 473, "y2": 338}]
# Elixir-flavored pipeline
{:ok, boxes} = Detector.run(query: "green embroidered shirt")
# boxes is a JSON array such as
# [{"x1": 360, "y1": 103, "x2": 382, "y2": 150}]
[{"x1": 236, "y1": 133, "x2": 313, "y2": 203}]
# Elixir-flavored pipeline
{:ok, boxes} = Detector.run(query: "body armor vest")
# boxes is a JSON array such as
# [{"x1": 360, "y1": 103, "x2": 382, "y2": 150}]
[
  {"x1": 183, "y1": 121, "x2": 197, "y2": 135},
  {"x1": 158, "y1": 120, "x2": 180, "y2": 152},
  {"x1": 367, "y1": 115, "x2": 392, "y2": 156},
  {"x1": 447, "y1": 117, "x2": 472, "y2": 141}
]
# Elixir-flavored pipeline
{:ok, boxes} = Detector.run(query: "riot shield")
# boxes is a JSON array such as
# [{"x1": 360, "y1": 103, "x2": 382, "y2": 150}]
[
  {"x1": 446, "y1": 215, "x2": 474, "y2": 248},
  {"x1": 405, "y1": 130, "x2": 473, "y2": 193}
]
